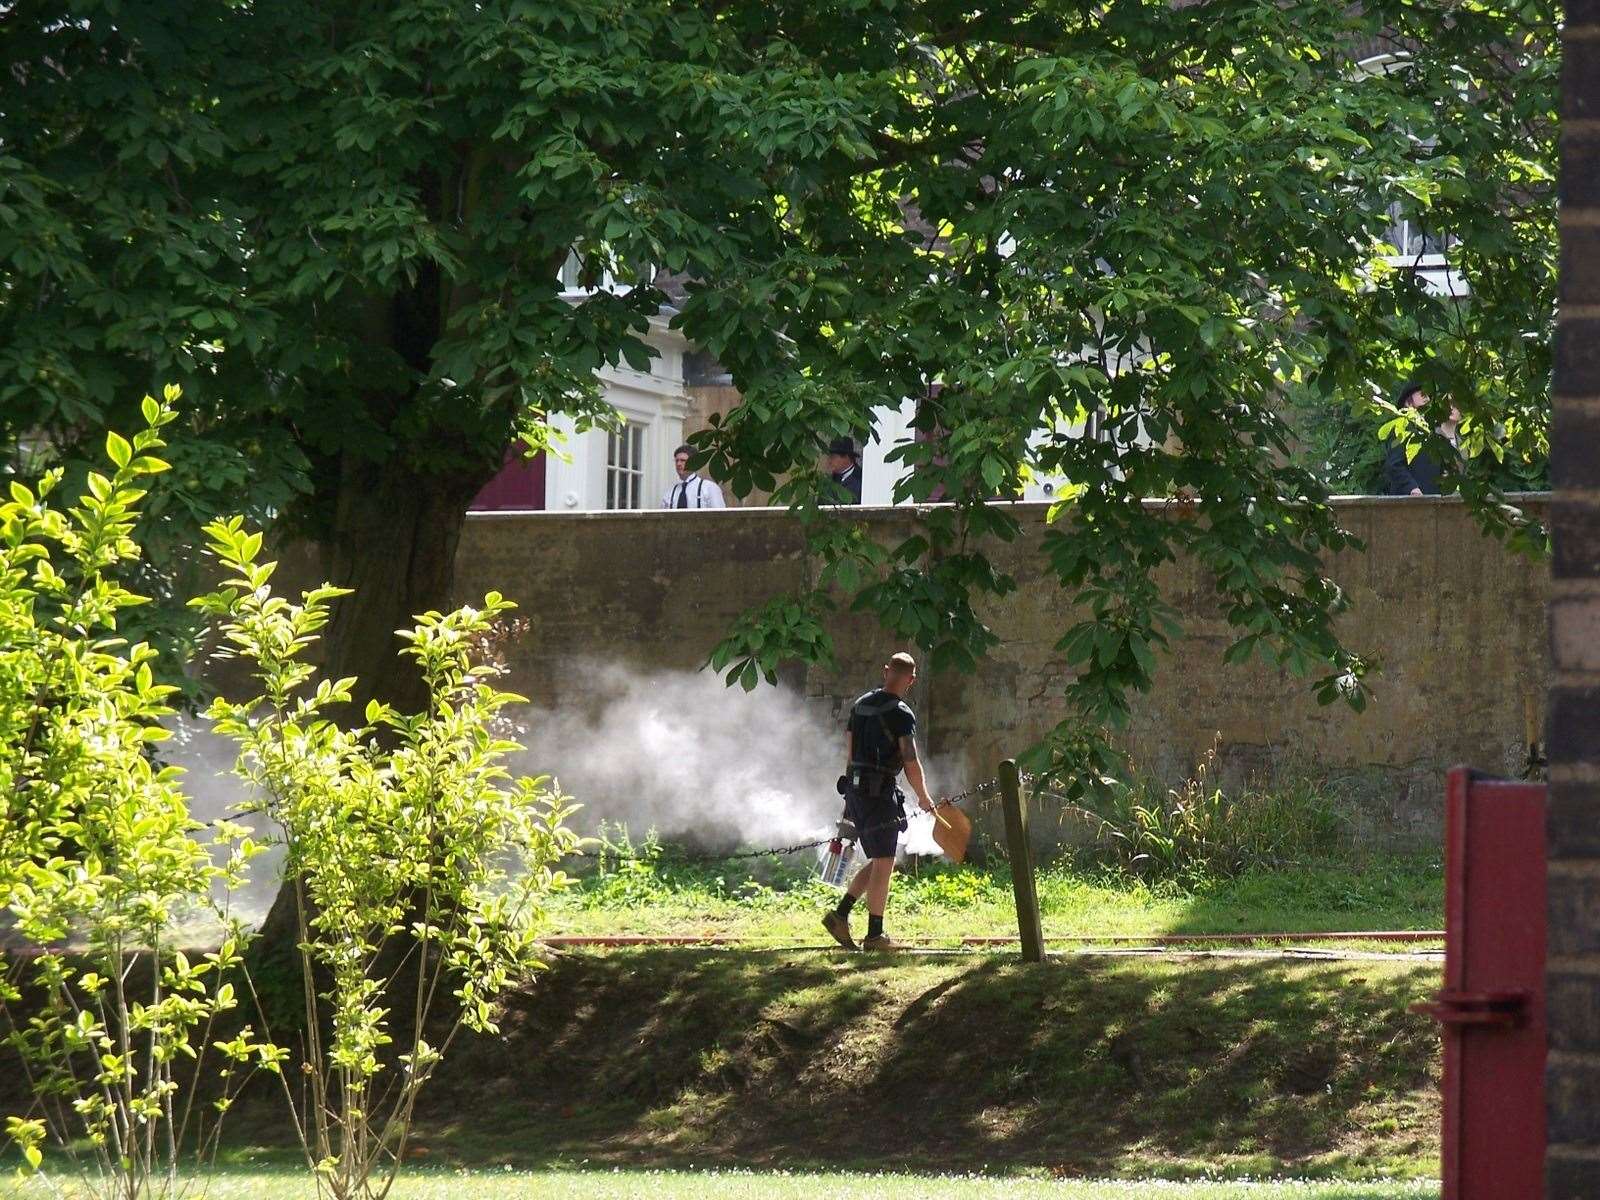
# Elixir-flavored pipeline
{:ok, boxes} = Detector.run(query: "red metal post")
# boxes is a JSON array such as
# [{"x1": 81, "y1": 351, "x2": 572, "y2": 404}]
[{"x1": 1414, "y1": 768, "x2": 1546, "y2": 1198}]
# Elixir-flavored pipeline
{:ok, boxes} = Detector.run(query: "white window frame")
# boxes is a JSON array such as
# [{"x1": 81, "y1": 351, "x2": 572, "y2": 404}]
[
  {"x1": 604, "y1": 421, "x2": 648, "y2": 510},
  {"x1": 1354, "y1": 52, "x2": 1468, "y2": 298},
  {"x1": 541, "y1": 317, "x2": 694, "y2": 511},
  {"x1": 558, "y1": 247, "x2": 656, "y2": 298},
  {"x1": 1383, "y1": 199, "x2": 1454, "y2": 269}
]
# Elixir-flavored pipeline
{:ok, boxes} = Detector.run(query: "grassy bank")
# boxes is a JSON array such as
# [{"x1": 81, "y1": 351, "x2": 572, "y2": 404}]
[
  {"x1": 546, "y1": 847, "x2": 1443, "y2": 946},
  {"x1": 0, "y1": 1167, "x2": 1442, "y2": 1199},
  {"x1": 3, "y1": 949, "x2": 1443, "y2": 1188},
  {"x1": 208, "y1": 948, "x2": 1446, "y2": 1182}
]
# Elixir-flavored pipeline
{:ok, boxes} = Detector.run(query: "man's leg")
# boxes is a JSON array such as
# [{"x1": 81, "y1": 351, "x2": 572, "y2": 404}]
[
  {"x1": 862, "y1": 857, "x2": 896, "y2": 949},
  {"x1": 864, "y1": 857, "x2": 892, "y2": 916},
  {"x1": 827, "y1": 785, "x2": 900, "y2": 950},
  {"x1": 823, "y1": 860, "x2": 873, "y2": 950},
  {"x1": 845, "y1": 859, "x2": 874, "y2": 899}
]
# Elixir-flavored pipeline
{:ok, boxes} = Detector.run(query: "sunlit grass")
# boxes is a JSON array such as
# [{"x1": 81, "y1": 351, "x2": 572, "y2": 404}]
[
  {"x1": 543, "y1": 849, "x2": 1442, "y2": 948},
  {"x1": 0, "y1": 1167, "x2": 1441, "y2": 1199}
]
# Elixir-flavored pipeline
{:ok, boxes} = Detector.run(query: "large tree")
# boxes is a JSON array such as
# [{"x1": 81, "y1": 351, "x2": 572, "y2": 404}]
[
  {"x1": 693, "y1": 0, "x2": 1557, "y2": 783},
  {"x1": 2, "y1": 0, "x2": 1555, "y2": 769},
  {"x1": 3, "y1": 0, "x2": 904, "y2": 706}
]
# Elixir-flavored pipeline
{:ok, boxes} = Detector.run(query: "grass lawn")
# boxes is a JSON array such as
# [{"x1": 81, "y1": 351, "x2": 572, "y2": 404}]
[
  {"x1": 3, "y1": 839, "x2": 1447, "y2": 1193},
  {"x1": 213, "y1": 948, "x2": 1446, "y2": 1183},
  {"x1": 545, "y1": 850, "x2": 1443, "y2": 948},
  {"x1": 0, "y1": 1168, "x2": 1440, "y2": 1199}
]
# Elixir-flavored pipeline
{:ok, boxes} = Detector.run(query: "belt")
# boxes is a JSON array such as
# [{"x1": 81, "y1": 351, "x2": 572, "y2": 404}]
[{"x1": 848, "y1": 764, "x2": 898, "y2": 778}]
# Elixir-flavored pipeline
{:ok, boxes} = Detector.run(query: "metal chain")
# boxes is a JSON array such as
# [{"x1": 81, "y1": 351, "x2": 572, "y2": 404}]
[{"x1": 565, "y1": 775, "x2": 1014, "y2": 862}]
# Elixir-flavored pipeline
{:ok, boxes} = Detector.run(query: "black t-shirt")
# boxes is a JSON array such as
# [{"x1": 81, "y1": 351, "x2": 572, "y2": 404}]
[{"x1": 847, "y1": 689, "x2": 916, "y2": 773}]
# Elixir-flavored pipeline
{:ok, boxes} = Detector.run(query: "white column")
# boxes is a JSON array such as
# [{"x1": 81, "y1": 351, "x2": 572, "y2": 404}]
[
  {"x1": 861, "y1": 399, "x2": 916, "y2": 506},
  {"x1": 543, "y1": 412, "x2": 594, "y2": 511}
]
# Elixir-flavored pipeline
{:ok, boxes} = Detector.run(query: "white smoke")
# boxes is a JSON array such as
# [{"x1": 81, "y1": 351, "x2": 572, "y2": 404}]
[
  {"x1": 158, "y1": 715, "x2": 284, "y2": 923},
  {"x1": 507, "y1": 663, "x2": 847, "y2": 852},
  {"x1": 507, "y1": 663, "x2": 970, "y2": 860},
  {"x1": 157, "y1": 662, "x2": 965, "y2": 925}
]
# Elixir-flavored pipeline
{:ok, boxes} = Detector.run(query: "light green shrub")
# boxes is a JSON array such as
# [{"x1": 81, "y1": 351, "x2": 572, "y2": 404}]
[
  {"x1": 1069, "y1": 741, "x2": 1351, "y2": 885},
  {"x1": 0, "y1": 392, "x2": 279, "y2": 1199},
  {"x1": 194, "y1": 521, "x2": 579, "y2": 1200}
]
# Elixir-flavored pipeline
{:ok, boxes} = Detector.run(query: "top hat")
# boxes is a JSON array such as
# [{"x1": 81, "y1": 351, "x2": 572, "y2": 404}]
[{"x1": 826, "y1": 435, "x2": 860, "y2": 459}]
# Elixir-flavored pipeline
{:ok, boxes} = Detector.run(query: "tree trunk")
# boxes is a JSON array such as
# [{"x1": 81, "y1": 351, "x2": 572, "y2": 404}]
[
  {"x1": 320, "y1": 456, "x2": 485, "y2": 717},
  {"x1": 250, "y1": 453, "x2": 491, "y2": 1026}
]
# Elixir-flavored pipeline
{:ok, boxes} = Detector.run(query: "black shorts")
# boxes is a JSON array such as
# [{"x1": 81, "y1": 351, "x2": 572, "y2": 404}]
[{"x1": 846, "y1": 782, "x2": 903, "y2": 860}]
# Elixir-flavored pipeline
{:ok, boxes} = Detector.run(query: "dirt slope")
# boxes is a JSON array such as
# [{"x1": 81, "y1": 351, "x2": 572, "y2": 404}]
[{"x1": 407, "y1": 949, "x2": 1442, "y2": 1180}]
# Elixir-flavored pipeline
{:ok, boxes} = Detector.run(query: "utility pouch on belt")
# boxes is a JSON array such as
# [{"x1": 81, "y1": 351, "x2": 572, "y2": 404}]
[{"x1": 847, "y1": 765, "x2": 896, "y2": 801}]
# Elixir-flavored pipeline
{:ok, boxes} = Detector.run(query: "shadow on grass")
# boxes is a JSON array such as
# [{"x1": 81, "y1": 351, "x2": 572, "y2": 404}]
[{"x1": 369, "y1": 949, "x2": 1443, "y2": 1181}]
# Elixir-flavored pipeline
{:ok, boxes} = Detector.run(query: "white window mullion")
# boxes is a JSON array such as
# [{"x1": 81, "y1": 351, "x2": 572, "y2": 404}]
[{"x1": 605, "y1": 421, "x2": 650, "y2": 510}]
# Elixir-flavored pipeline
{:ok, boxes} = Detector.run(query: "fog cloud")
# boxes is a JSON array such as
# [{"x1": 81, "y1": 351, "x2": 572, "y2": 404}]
[
  {"x1": 160, "y1": 662, "x2": 963, "y2": 928},
  {"x1": 509, "y1": 662, "x2": 845, "y2": 851}
]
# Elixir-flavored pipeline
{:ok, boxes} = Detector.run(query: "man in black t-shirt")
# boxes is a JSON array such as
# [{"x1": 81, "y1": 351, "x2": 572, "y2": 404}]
[{"x1": 822, "y1": 652, "x2": 937, "y2": 952}]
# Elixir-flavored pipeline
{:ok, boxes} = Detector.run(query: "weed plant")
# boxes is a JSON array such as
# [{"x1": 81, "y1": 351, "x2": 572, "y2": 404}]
[
  {"x1": 576, "y1": 824, "x2": 839, "y2": 912},
  {"x1": 1066, "y1": 741, "x2": 1353, "y2": 887}
]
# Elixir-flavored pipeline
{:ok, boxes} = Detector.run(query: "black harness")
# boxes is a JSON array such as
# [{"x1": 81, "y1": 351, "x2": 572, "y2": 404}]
[{"x1": 841, "y1": 693, "x2": 908, "y2": 830}]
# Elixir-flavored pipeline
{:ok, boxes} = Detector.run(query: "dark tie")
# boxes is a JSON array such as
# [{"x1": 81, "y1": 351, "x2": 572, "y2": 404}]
[{"x1": 676, "y1": 482, "x2": 688, "y2": 509}]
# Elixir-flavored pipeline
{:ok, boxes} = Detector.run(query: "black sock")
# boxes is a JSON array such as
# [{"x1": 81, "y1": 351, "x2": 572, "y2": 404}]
[
  {"x1": 834, "y1": 893, "x2": 857, "y2": 917},
  {"x1": 867, "y1": 914, "x2": 884, "y2": 939}
]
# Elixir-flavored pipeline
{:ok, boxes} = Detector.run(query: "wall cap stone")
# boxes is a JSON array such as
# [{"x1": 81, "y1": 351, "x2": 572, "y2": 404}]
[{"x1": 466, "y1": 491, "x2": 1554, "y2": 523}]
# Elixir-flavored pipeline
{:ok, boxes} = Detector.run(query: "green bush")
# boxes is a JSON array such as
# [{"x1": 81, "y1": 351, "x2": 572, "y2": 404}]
[
  {"x1": 578, "y1": 825, "x2": 679, "y2": 908},
  {"x1": 1067, "y1": 742, "x2": 1352, "y2": 886},
  {"x1": 2, "y1": 398, "x2": 580, "y2": 1200},
  {"x1": 194, "y1": 521, "x2": 580, "y2": 1200},
  {"x1": 0, "y1": 394, "x2": 280, "y2": 1199}
]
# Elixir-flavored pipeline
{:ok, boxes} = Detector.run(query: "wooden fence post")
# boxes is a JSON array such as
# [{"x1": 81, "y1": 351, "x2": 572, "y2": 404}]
[{"x1": 1000, "y1": 759, "x2": 1044, "y2": 963}]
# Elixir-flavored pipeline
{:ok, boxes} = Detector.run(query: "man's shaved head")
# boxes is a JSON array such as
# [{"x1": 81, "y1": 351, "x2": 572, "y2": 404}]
[{"x1": 885, "y1": 652, "x2": 917, "y2": 681}]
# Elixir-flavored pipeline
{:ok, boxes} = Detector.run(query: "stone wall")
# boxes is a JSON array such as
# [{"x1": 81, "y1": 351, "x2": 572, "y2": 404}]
[{"x1": 453, "y1": 495, "x2": 1549, "y2": 846}]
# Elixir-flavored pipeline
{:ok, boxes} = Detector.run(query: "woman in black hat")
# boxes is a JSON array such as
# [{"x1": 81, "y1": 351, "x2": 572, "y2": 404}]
[
  {"x1": 826, "y1": 435, "x2": 863, "y2": 504},
  {"x1": 1383, "y1": 382, "x2": 1461, "y2": 496}
]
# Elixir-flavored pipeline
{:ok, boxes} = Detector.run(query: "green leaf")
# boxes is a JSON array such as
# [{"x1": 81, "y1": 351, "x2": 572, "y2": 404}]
[
  {"x1": 980, "y1": 455, "x2": 1005, "y2": 493},
  {"x1": 105, "y1": 431, "x2": 132, "y2": 469}
]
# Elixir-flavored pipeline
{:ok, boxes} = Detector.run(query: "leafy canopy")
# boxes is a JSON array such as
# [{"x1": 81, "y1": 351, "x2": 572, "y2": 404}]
[
  {"x1": 0, "y1": 0, "x2": 1556, "y2": 780},
  {"x1": 692, "y1": 0, "x2": 1555, "y2": 785}
]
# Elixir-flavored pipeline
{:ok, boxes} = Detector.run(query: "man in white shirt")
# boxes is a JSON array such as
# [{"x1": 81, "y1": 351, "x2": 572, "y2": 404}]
[{"x1": 662, "y1": 444, "x2": 726, "y2": 509}]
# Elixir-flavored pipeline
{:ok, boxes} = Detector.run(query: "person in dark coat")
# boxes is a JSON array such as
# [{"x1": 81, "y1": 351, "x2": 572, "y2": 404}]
[
  {"x1": 1384, "y1": 382, "x2": 1461, "y2": 496},
  {"x1": 826, "y1": 435, "x2": 863, "y2": 503}
]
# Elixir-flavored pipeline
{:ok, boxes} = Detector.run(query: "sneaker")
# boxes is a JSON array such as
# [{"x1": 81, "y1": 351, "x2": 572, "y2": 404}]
[
  {"x1": 861, "y1": 933, "x2": 900, "y2": 952},
  {"x1": 822, "y1": 910, "x2": 857, "y2": 951}
]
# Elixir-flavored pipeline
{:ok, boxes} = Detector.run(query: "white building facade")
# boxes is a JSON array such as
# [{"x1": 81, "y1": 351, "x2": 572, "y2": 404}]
[{"x1": 540, "y1": 316, "x2": 697, "y2": 513}]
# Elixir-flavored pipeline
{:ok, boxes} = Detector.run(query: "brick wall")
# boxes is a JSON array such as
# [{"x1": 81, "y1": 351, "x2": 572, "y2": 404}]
[
  {"x1": 1547, "y1": 8, "x2": 1600, "y2": 1195},
  {"x1": 451, "y1": 496, "x2": 1548, "y2": 847}
]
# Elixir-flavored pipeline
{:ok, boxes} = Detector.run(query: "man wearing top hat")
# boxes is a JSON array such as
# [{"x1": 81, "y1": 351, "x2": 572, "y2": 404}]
[{"x1": 826, "y1": 435, "x2": 863, "y2": 504}]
